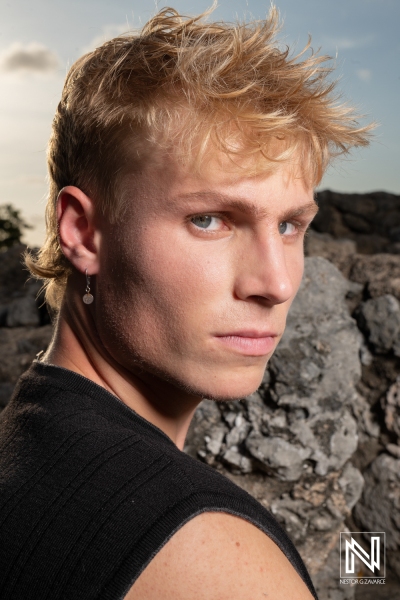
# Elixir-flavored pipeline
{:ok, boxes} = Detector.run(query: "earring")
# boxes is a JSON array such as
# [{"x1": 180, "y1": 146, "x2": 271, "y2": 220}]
[{"x1": 82, "y1": 269, "x2": 94, "y2": 304}]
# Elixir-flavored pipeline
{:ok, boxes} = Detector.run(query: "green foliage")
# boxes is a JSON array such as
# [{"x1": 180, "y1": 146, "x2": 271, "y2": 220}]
[{"x1": 0, "y1": 204, "x2": 32, "y2": 249}]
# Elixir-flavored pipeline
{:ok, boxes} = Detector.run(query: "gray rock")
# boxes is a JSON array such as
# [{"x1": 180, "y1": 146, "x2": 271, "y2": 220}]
[
  {"x1": 387, "y1": 444, "x2": 400, "y2": 458},
  {"x1": 204, "y1": 428, "x2": 225, "y2": 456},
  {"x1": 246, "y1": 434, "x2": 311, "y2": 481},
  {"x1": 289, "y1": 411, "x2": 358, "y2": 476},
  {"x1": 222, "y1": 448, "x2": 252, "y2": 473},
  {"x1": 354, "y1": 453, "x2": 400, "y2": 553},
  {"x1": 357, "y1": 294, "x2": 400, "y2": 355},
  {"x1": 266, "y1": 258, "x2": 362, "y2": 477},
  {"x1": 313, "y1": 190, "x2": 400, "y2": 254},
  {"x1": 305, "y1": 230, "x2": 358, "y2": 278},
  {"x1": 5, "y1": 295, "x2": 40, "y2": 327},
  {"x1": 384, "y1": 377, "x2": 400, "y2": 441},
  {"x1": 270, "y1": 496, "x2": 312, "y2": 541},
  {"x1": 313, "y1": 542, "x2": 357, "y2": 600},
  {"x1": 338, "y1": 463, "x2": 364, "y2": 510},
  {"x1": 350, "y1": 254, "x2": 400, "y2": 301},
  {"x1": 184, "y1": 399, "x2": 228, "y2": 461}
]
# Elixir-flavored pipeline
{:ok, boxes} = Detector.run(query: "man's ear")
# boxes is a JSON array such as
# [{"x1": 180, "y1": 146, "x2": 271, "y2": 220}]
[{"x1": 57, "y1": 186, "x2": 101, "y2": 275}]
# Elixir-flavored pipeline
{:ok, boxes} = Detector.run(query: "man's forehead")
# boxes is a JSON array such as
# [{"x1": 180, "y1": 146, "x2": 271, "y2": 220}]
[
  {"x1": 170, "y1": 189, "x2": 318, "y2": 220},
  {"x1": 122, "y1": 143, "x2": 318, "y2": 220}
]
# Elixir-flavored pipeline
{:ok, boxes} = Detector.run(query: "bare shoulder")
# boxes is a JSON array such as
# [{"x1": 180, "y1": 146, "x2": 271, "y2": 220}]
[{"x1": 125, "y1": 511, "x2": 314, "y2": 600}]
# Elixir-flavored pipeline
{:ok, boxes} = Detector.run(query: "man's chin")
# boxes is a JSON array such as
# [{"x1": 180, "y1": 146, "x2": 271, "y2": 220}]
[
  {"x1": 178, "y1": 372, "x2": 266, "y2": 403},
  {"x1": 200, "y1": 383, "x2": 262, "y2": 403},
  {"x1": 126, "y1": 354, "x2": 268, "y2": 403}
]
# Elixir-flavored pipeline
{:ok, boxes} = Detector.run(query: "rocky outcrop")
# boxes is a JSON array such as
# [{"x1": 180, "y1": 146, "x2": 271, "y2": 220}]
[
  {"x1": 313, "y1": 190, "x2": 400, "y2": 255},
  {"x1": 356, "y1": 295, "x2": 400, "y2": 356},
  {"x1": 351, "y1": 377, "x2": 400, "y2": 584},
  {"x1": 350, "y1": 254, "x2": 400, "y2": 301},
  {"x1": 306, "y1": 194, "x2": 400, "y2": 594}
]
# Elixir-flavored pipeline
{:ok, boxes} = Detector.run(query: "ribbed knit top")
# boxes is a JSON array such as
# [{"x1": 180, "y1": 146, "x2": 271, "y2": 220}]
[{"x1": 0, "y1": 362, "x2": 317, "y2": 599}]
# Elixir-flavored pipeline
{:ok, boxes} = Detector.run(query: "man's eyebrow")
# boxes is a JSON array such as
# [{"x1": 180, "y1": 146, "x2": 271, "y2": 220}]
[
  {"x1": 172, "y1": 191, "x2": 319, "y2": 220},
  {"x1": 173, "y1": 191, "x2": 269, "y2": 217},
  {"x1": 279, "y1": 200, "x2": 319, "y2": 222}
]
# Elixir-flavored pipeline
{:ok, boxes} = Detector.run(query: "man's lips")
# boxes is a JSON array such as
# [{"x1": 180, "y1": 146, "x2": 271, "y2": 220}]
[{"x1": 214, "y1": 331, "x2": 279, "y2": 356}]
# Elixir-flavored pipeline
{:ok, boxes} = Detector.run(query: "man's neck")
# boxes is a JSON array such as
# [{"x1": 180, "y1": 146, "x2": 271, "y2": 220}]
[{"x1": 44, "y1": 304, "x2": 199, "y2": 451}]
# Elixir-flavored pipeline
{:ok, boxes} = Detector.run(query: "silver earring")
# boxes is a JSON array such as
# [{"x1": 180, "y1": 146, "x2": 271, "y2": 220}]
[{"x1": 82, "y1": 269, "x2": 94, "y2": 304}]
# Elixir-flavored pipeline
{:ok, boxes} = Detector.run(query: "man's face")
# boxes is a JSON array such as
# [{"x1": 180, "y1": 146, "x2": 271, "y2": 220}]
[{"x1": 96, "y1": 153, "x2": 317, "y2": 401}]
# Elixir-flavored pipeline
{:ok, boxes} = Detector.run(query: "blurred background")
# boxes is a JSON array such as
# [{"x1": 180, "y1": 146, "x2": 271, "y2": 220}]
[{"x1": 0, "y1": 0, "x2": 398, "y2": 246}]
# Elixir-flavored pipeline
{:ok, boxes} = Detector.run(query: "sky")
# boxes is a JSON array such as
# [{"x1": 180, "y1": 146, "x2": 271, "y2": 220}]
[{"x1": 0, "y1": 0, "x2": 399, "y2": 246}]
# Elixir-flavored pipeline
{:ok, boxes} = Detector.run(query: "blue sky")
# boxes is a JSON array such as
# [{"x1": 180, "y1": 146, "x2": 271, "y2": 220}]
[{"x1": 0, "y1": 0, "x2": 398, "y2": 246}]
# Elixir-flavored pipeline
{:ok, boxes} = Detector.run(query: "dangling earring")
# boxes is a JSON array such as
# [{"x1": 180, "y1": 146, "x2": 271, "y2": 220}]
[{"x1": 82, "y1": 269, "x2": 94, "y2": 304}]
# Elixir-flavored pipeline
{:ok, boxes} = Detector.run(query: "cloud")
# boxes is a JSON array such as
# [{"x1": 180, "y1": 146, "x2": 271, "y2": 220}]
[
  {"x1": 356, "y1": 69, "x2": 372, "y2": 82},
  {"x1": 0, "y1": 42, "x2": 59, "y2": 74},
  {"x1": 82, "y1": 24, "x2": 130, "y2": 54},
  {"x1": 321, "y1": 34, "x2": 375, "y2": 51}
]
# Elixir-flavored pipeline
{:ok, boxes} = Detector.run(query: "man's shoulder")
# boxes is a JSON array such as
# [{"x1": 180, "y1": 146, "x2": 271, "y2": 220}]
[{"x1": 126, "y1": 511, "x2": 316, "y2": 600}]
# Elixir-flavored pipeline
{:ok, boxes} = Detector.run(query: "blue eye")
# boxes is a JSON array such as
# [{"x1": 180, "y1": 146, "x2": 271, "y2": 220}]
[
  {"x1": 279, "y1": 221, "x2": 296, "y2": 235},
  {"x1": 191, "y1": 215, "x2": 213, "y2": 229},
  {"x1": 190, "y1": 215, "x2": 225, "y2": 231}
]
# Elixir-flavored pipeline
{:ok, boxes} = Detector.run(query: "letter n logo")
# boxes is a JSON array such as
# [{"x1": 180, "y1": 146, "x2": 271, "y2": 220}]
[
  {"x1": 345, "y1": 536, "x2": 379, "y2": 573},
  {"x1": 340, "y1": 532, "x2": 386, "y2": 578}
]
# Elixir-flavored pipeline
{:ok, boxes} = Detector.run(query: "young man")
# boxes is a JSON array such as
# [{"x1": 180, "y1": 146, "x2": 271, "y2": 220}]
[{"x1": 0, "y1": 6, "x2": 370, "y2": 599}]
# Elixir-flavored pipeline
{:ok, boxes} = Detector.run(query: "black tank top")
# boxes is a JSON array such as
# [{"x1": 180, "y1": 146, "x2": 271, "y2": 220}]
[{"x1": 0, "y1": 362, "x2": 317, "y2": 599}]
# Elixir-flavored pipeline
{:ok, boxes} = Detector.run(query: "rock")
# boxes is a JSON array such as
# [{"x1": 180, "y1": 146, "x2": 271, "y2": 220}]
[
  {"x1": 384, "y1": 377, "x2": 400, "y2": 441},
  {"x1": 0, "y1": 325, "x2": 53, "y2": 406},
  {"x1": 6, "y1": 295, "x2": 40, "y2": 327},
  {"x1": 387, "y1": 444, "x2": 400, "y2": 458},
  {"x1": 356, "y1": 295, "x2": 400, "y2": 355},
  {"x1": 222, "y1": 448, "x2": 252, "y2": 473},
  {"x1": 305, "y1": 231, "x2": 358, "y2": 278},
  {"x1": 349, "y1": 254, "x2": 400, "y2": 301},
  {"x1": 1, "y1": 269, "x2": 42, "y2": 328},
  {"x1": 338, "y1": 463, "x2": 364, "y2": 511},
  {"x1": 184, "y1": 399, "x2": 229, "y2": 468},
  {"x1": 354, "y1": 453, "x2": 400, "y2": 577},
  {"x1": 265, "y1": 258, "x2": 363, "y2": 478},
  {"x1": 245, "y1": 434, "x2": 311, "y2": 481},
  {"x1": 205, "y1": 428, "x2": 225, "y2": 456},
  {"x1": 313, "y1": 190, "x2": 400, "y2": 254},
  {"x1": 313, "y1": 541, "x2": 357, "y2": 600}
]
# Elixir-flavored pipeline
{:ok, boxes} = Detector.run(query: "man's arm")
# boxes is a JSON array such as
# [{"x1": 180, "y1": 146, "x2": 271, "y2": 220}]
[{"x1": 125, "y1": 512, "x2": 315, "y2": 599}]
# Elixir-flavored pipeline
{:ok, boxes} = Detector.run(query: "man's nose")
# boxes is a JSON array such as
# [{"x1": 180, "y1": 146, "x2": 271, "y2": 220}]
[{"x1": 233, "y1": 233, "x2": 298, "y2": 305}]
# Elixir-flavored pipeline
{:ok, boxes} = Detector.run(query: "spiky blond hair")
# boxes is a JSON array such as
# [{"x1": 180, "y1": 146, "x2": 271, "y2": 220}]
[{"x1": 26, "y1": 5, "x2": 372, "y2": 309}]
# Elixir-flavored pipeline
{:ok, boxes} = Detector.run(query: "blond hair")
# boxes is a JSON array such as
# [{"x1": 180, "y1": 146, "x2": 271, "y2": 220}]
[{"x1": 26, "y1": 5, "x2": 372, "y2": 309}]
